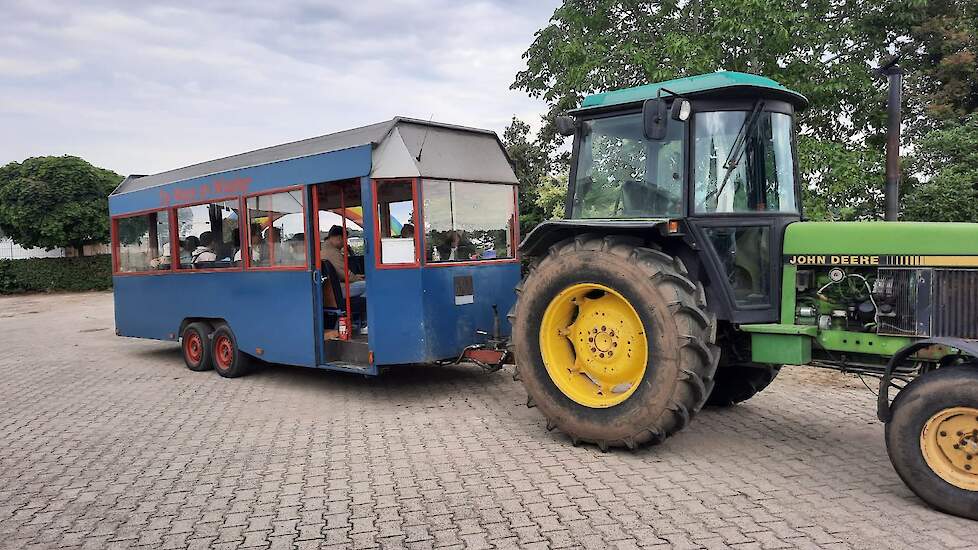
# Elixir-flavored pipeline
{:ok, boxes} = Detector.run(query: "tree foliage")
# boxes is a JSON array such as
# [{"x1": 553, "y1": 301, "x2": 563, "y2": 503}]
[
  {"x1": 903, "y1": 114, "x2": 978, "y2": 221},
  {"x1": 509, "y1": 0, "x2": 978, "y2": 223},
  {"x1": 502, "y1": 116, "x2": 563, "y2": 231},
  {"x1": 0, "y1": 156, "x2": 121, "y2": 254}
]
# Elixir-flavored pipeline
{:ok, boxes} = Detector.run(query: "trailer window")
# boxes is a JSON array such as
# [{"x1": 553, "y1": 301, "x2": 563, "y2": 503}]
[
  {"x1": 422, "y1": 180, "x2": 516, "y2": 263},
  {"x1": 374, "y1": 180, "x2": 417, "y2": 265},
  {"x1": 246, "y1": 190, "x2": 306, "y2": 268},
  {"x1": 176, "y1": 199, "x2": 241, "y2": 269},
  {"x1": 115, "y1": 211, "x2": 170, "y2": 272}
]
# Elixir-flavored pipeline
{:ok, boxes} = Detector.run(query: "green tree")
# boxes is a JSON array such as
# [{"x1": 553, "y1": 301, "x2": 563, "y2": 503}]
[
  {"x1": 0, "y1": 156, "x2": 121, "y2": 255},
  {"x1": 903, "y1": 114, "x2": 978, "y2": 221},
  {"x1": 535, "y1": 173, "x2": 570, "y2": 220},
  {"x1": 502, "y1": 117, "x2": 556, "y2": 231},
  {"x1": 509, "y1": 0, "x2": 978, "y2": 222},
  {"x1": 909, "y1": 0, "x2": 978, "y2": 122}
]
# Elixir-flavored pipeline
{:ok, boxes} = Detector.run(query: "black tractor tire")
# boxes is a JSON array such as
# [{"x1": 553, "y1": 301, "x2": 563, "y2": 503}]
[
  {"x1": 706, "y1": 364, "x2": 781, "y2": 407},
  {"x1": 885, "y1": 366, "x2": 978, "y2": 521},
  {"x1": 211, "y1": 324, "x2": 253, "y2": 378},
  {"x1": 181, "y1": 322, "x2": 214, "y2": 372},
  {"x1": 510, "y1": 234, "x2": 719, "y2": 450}
]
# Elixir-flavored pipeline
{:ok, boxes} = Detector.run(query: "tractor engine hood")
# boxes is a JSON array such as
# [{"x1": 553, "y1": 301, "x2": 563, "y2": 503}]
[{"x1": 784, "y1": 222, "x2": 978, "y2": 263}]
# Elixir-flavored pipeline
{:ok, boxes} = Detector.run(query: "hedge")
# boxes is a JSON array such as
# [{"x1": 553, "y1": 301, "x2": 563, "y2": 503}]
[{"x1": 0, "y1": 255, "x2": 112, "y2": 293}]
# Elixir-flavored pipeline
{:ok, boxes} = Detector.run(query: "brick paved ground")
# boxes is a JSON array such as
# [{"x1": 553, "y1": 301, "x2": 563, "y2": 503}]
[{"x1": 0, "y1": 292, "x2": 973, "y2": 550}]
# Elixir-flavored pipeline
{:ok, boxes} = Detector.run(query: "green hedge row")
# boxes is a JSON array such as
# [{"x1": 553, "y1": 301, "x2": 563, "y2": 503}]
[{"x1": 0, "y1": 255, "x2": 112, "y2": 293}]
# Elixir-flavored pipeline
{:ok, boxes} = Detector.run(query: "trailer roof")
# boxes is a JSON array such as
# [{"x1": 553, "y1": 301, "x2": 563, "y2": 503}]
[
  {"x1": 572, "y1": 71, "x2": 809, "y2": 114},
  {"x1": 113, "y1": 117, "x2": 517, "y2": 196}
]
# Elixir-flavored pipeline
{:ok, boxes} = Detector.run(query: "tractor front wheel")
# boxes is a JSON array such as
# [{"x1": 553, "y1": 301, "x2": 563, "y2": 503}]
[
  {"x1": 511, "y1": 235, "x2": 719, "y2": 450},
  {"x1": 886, "y1": 366, "x2": 978, "y2": 520}
]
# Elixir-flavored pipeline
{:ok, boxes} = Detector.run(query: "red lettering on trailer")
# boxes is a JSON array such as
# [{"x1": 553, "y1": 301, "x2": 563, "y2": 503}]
[{"x1": 159, "y1": 177, "x2": 253, "y2": 206}]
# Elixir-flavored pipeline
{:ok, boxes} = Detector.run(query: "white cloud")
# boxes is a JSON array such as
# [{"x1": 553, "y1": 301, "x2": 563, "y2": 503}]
[{"x1": 0, "y1": 0, "x2": 559, "y2": 176}]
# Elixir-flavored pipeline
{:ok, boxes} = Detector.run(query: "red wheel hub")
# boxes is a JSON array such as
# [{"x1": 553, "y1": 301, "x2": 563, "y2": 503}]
[
  {"x1": 184, "y1": 332, "x2": 203, "y2": 364},
  {"x1": 214, "y1": 335, "x2": 234, "y2": 370}
]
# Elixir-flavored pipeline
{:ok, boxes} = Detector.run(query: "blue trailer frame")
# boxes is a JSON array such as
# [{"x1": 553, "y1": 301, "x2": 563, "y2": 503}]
[{"x1": 110, "y1": 118, "x2": 521, "y2": 375}]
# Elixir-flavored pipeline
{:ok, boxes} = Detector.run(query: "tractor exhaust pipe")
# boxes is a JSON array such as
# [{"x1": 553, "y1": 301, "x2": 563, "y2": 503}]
[{"x1": 880, "y1": 59, "x2": 903, "y2": 221}]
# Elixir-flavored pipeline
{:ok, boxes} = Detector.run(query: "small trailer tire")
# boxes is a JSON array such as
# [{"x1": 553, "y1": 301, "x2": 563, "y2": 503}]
[
  {"x1": 181, "y1": 322, "x2": 214, "y2": 372},
  {"x1": 885, "y1": 366, "x2": 978, "y2": 521},
  {"x1": 211, "y1": 324, "x2": 253, "y2": 378}
]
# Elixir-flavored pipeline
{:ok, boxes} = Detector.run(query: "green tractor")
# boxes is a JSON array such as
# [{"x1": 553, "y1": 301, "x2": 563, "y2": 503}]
[{"x1": 510, "y1": 70, "x2": 978, "y2": 520}]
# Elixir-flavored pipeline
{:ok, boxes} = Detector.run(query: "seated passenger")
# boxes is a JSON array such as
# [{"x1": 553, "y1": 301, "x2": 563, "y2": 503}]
[
  {"x1": 149, "y1": 245, "x2": 171, "y2": 269},
  {"x1": 323, "y1": 225, "x2": 365, "y2": 297},
  {"x1": 401, "y1": 223, "x2": 415, "y2": 239},
  {"x1": 286, "y1": 233, "x2": 306, "y2": 265},
  {"x1": 192, "y1": 231, "x2": 218, "y2": 264},
  {"x1": 233, "y1": 224, "x2": 263, "y2": 264},
  {"x1": 180, "y1": 236, "x2": 199, "y2": 266},
  {"x1": 433, "y1": 230, "x2": 475, "y2": 261}
]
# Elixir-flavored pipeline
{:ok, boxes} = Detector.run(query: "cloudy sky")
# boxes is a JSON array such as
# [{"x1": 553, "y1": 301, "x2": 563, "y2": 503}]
[{"x1": 0, "y1": 0, "x2": 561, "y2": 177}]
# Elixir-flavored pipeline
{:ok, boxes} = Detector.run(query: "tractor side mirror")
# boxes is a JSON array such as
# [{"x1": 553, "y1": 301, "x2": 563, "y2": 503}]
[
  {"x1": 643, "y1": 98, "x2": 668, "y2": 140},
  {"x1": 555, "y1": 116, "x2": 577, "y2": 137}
]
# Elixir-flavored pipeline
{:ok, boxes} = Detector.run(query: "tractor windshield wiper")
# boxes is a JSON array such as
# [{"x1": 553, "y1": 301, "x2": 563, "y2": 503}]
[{"x1": 704, "y1": 99, "x2": 766, "y2": 205}]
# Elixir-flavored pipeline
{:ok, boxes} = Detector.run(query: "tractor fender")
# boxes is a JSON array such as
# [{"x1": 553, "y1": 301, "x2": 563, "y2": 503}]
[
  {"x1": 519, "y1": 219, "x2": 672, "y2": 259},
  {"x1": 877, "y1": 337, "x2": 978, "y2": 422}
]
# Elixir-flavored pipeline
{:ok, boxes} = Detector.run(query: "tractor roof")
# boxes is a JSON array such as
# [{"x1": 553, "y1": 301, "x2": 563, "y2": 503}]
[{"x1": 572, "y1": 71, "x2": 809, "y2": 114}]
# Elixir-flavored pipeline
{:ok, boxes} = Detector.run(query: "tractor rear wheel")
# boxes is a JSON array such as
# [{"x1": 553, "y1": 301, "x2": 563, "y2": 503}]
[
  {"x1": 886, "y1": 366, "x2": 978, "y2": 520},
  {"x1": 706, "y1": 364, "x2": 781, "y2": 407},
  {"x1": 511, "y1": 235, "x2": 718, "y2": 450}
]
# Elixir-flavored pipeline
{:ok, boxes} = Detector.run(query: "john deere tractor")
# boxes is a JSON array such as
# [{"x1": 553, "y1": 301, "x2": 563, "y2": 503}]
[{"x1": 510, "y1": 71, "x2": 978, "y2": 520}]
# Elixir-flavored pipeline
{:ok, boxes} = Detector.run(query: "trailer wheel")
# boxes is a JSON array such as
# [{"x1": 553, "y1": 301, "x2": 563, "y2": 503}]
[
  {"x1": 211, "y1": 325, "x2": 252, "y2": 378},
  {"x1": 706, "y1": 364, "x2": 781, "y2": 407},
  {"x1": 511, "y1": 235, "x2": 718, "y2": 450},
  {"x1": 886, "y1": 366, "x2": 978, "y2": 520},
  {"x1": 181, "y1": 322, "x2": 214, "y2": 372}
]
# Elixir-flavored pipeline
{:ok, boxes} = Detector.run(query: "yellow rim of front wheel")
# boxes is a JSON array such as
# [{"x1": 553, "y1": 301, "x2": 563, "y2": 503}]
[
  {"x1": 920, "y1": 406, "x2": 978, "y2": 491},
  {"x1": 539, "y1": 283, "x2": 648, "y2": 408}
]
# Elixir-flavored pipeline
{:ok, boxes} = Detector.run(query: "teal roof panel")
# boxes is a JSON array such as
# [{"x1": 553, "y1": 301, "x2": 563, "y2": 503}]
[{"x1": 575, "y1": 71, "x2": 808, "y2": 113}]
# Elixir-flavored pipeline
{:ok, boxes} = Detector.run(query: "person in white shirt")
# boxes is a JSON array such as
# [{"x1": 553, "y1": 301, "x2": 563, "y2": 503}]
[
  {"x1": 233, "y1": 224, "x2": 262, "y2": 264},
  {"x1": 192, "y1": 231, "x2": 218, "y2": 264}
]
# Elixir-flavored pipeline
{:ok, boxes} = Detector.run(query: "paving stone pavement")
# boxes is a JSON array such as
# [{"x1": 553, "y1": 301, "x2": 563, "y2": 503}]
[{"x1": 0, "y1": 291, "x2": 974, "y2": 550}]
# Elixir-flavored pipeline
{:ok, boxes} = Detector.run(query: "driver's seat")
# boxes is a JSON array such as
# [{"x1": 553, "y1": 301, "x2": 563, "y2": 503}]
[{"x1": 322, "y1": 260, "x2": 366, "y2": 330}]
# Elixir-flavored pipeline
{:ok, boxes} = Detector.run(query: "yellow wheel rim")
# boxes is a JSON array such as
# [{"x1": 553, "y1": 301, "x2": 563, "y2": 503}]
[
  {"x1": 920, "y1": 406, "x2": 978, "y2": 491},
  {"x1": 539, "y1": 283, "x2": 648, "y2": 408}
]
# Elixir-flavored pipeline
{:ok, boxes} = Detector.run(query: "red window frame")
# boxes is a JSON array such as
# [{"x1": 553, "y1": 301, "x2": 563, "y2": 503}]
[
  {"x1": 170, "y1": 196, "x2": 246, "y2": 273},
  {"x1": 419, "y1": 180, "x2": 521, "y2": 268},
  {"x1": 242, "y1": 185, "x2": 309, "y2": 272},
  {"x1": 111, "y1": 207, "x2": 177, "y2": 276},
  {"x1": 372, "y1": 178, "x2": 421, "y2": 269}
]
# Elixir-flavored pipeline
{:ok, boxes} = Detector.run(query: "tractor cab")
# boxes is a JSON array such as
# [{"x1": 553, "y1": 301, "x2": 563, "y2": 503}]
[{"x1": 529, "y1": 71, "x2": 809, "y2": 324}]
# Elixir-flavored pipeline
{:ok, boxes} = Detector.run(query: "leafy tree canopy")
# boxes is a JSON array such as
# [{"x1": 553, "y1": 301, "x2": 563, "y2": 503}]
[
  {"x1": 509, "y1": 0, "x2": 978, "y2": 222},
  {"x1": 0, "y1": 156, "x2": 121, "y2": 254},
  {"x1": 903, "y1": 114, "x2": 978, "y2": 221}
]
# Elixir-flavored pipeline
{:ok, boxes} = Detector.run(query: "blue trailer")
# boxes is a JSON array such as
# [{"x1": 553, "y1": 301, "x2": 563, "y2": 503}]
[{"x1": 109, "y1": 118, "x2": 521, "y2": 376}]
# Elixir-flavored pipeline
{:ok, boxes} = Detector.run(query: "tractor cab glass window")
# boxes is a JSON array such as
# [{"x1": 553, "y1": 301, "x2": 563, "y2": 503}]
[
  {"x1": 116, "y1": 211, "x2": 170, "y2": 272},
  {"x1": 176, "y1": 199, "x2": 240, "y2": 269},
  {"x1": 693, "y1": 110, "x2": 797, "y2": 213},
  {"x1": 703, "y1": 225, "x2": 771, "y2": 306},
  {"x1": 571, "y1": 112, "x2": 684, "y2": 219},
  {"x1": 246, "y1": 190, "x2": 306, "y2": 268},
  {"x1": 375, "y1": 180, "x2": 418, "y2": 265},
  {"x1": 423, "y1": 180, "x2": 516, "y2": 263}
]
